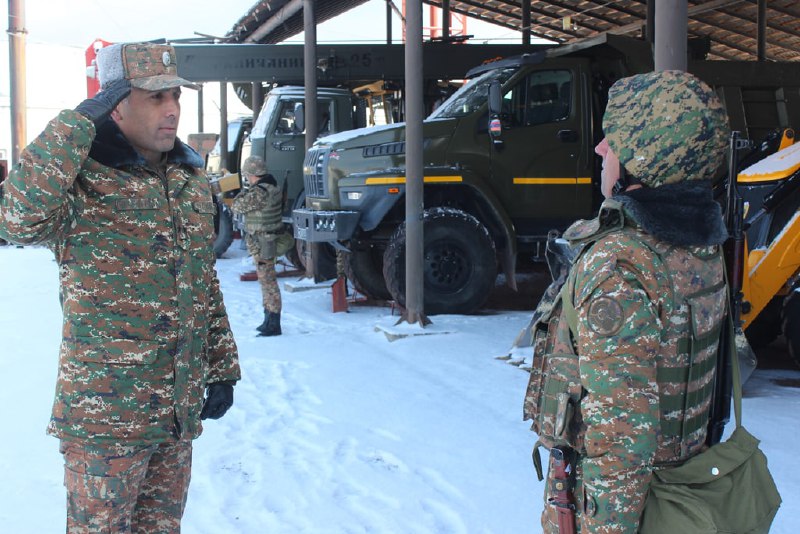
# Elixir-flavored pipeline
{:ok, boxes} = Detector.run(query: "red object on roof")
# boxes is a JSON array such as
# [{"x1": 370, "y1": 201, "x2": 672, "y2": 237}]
[{"x1": 85, "y1": 38, "x2": 113, "y2": 98}]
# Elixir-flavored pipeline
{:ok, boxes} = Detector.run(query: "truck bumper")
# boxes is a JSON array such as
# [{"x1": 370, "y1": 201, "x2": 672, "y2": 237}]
[{"x1": 293, "y1": 208, "x2": 360, "y2": 243}]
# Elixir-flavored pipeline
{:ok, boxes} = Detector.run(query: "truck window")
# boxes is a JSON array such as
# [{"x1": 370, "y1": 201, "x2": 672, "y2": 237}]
[
  {"x1": 276, "y1": 100, "x2": 301, "y2": 134},
  {"x1": 252, "y1": 93, "x2": 279, "y2": 139},
  {"x1": 505, "y1": 70, "x2": 572, "y2": 127},
  {"x1": 428, "y1": 66, "x2": 518, "y2": 120},
  {"x1": 273, "y1": 100, "x2": 334, "y2": 136}
]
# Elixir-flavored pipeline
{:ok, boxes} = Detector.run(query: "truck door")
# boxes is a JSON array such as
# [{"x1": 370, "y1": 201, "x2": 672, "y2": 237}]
[
  {"x1": 491, "y1": 60, "x2": 593, "y2": 237},
  {"x1": 264, "y1": 98, "x2": 335, "y2": 214}
]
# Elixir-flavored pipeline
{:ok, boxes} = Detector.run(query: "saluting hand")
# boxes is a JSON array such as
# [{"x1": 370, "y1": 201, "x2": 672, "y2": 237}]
[{"x1": 74, "y1": 78, "x2": 132, "y2": 126}]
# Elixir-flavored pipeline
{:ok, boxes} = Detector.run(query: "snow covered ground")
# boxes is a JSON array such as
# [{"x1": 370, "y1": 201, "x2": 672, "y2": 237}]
[{"x1": 1, "y1": 242, "x2": 798, "y2": 533}]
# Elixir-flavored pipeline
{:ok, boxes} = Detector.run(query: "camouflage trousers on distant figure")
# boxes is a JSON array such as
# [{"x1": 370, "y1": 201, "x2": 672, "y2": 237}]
[
  {"x1": 256, "y1": 256, "x2": 282, "y2": 313},
  {"x1": 60, "y1": 439, "x2": 192, "y2": 534}
]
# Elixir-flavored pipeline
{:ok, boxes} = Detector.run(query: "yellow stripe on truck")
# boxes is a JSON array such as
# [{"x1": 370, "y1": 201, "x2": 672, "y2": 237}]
[
  {"x1": 513, "y1": 177, "x2": 592, "y2": 185},
  {"x1": 364, "y1": 176, "x2": 463, "y2": 185}
]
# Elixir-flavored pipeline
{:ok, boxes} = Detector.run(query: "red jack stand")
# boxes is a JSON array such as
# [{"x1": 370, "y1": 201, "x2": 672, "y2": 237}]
[
  {"x1": 239, "y1": 270, "x2": 258, "y2": 281},
  {"x1": 331, "y1": 276, "x2": 348, "y2": 313}
]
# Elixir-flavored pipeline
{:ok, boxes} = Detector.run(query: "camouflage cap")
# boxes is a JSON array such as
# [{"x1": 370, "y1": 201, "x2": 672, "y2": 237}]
[
  {"x1": 242, "y1": 156, "x2": 269, "y2": 177},
  {"x1": 97, "y1": 42, "x2": 198, "y2": 91},
  {"x1": 603, "y1": 70, "x2": 730, "y2": 188}
]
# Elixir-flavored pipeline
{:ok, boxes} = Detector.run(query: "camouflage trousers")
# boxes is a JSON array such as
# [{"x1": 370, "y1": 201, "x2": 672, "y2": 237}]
[
  {"x1": 256, "y1": 256, "x2": 282, "y2": 313},
  {"x1": 60, "y1": 439, "x2": 192, "y2": 534}
]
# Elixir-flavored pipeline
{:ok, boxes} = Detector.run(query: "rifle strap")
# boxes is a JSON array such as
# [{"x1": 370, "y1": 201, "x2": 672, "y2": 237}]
[{"x1": 722, "y1": 256, "x2": 743, "y2": 429}]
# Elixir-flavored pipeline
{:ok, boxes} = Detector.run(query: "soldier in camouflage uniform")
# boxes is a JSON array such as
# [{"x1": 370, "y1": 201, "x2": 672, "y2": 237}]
[
  {"x1": 523, "y1": 70, "x2": 730, "y2": 533},
  {"x1": 232, "y1": 155, "x2": 291, "y2": 337},
  {"x1": 0, "y1": 42, "x2": 241, "y2": 533}
]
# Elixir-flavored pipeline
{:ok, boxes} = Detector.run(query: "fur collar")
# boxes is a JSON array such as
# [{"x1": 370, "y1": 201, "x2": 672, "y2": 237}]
[
  {"x1": 89, "y1": 120, "x2": 203, "y2": 170},
  {"x1": 616, "y1": 180, "x2": 728, "y2": 246}
]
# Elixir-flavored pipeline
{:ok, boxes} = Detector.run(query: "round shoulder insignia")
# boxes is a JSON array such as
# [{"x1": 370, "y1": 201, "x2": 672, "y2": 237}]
[
  {"x1": 162, "y1": 51, "x2": 172, "y2": 66},
  {"x1": 586, "y1": 296, "x2": 625, "y2": 336}
]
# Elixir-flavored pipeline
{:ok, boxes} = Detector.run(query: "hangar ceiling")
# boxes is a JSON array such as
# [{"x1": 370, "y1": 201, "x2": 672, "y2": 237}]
[{"x1": 224, "y1": 0, "x2": 800, "y2": 62}]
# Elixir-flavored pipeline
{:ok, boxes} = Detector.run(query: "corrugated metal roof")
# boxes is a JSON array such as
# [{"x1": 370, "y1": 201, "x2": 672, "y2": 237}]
[{"x1": 226, "y1": 0, "x2": 800, "y2": 62}]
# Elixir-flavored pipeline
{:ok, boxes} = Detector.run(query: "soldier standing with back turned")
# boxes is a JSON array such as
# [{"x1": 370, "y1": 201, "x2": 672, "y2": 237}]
[
  {"x1": 523, "y1": 70, "x2": 730, "y2": 533},
  {"x1": 233, "y1": 155, "x2": 290, "y2": 336},
  {"x1": 0, "y1": 42, "x2": 240, "y2": 532}
]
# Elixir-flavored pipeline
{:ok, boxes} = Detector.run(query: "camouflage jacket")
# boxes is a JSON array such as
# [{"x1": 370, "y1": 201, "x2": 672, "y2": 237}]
[
  {"x1": 0, "y1": 110, "x2": 241, "y2": 445},
  {"x1": 524, "y1": 184, "x2": 727, "y2": 533}
]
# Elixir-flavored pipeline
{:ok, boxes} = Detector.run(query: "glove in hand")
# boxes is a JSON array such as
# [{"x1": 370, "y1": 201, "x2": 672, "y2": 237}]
[
  {"x1": 200, "y1": 382, "x2": 234, "y2": 420},
  {"x1": 74, "y1": 78, "x2": 132, "y2": 125}
]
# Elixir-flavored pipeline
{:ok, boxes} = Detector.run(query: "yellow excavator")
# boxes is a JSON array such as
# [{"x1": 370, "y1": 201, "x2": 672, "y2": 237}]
[{"x1": 733, "y1": 129, "x2": 800, "y2": 367}]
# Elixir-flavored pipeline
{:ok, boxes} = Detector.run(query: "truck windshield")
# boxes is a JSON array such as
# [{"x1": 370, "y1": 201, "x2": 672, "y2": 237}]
[
  {"x1": 428, "y1": 67, "x2": 518, "y2": 120},
  {"x1": 252, "y1": 93, "x2": 280, "y2": 139}
]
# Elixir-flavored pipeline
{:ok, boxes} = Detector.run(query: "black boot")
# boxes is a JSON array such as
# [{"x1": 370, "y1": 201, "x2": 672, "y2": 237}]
[
  {"x1": 258, "y1": 312, "x2": 282, "y2": 337},
  {"x1": 256, "y1": 309, "x2": 269, "y2": 333}
]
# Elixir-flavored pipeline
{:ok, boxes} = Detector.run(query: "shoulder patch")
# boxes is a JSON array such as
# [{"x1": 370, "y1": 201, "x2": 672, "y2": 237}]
[{"x1": 586, "y1": 296, "x2": 625, "y2": 336}]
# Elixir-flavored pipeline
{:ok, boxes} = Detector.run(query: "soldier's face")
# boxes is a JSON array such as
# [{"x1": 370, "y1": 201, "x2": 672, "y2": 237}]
[
  {"x1": 112, "y1": 87, "x2": 182, "y2": 165},
  {"x1": 596, "y1": 138, "x2": 620, "y2": 198}
]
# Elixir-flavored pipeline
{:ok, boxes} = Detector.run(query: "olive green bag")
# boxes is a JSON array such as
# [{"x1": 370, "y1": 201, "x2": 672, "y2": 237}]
[{"x1": 639, "y1": 313, "x2": 781, "y2": 534}]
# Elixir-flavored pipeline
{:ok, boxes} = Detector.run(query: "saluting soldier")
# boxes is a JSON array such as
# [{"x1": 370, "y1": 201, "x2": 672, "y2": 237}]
[
  {"x1": 0, "y1": 42, "x2": 240, "y2": 532},
  {"x1": 523, "y1": 70, "x2": 730, "y2": 533},
  {"x1": 232, "y1": 155, "x2": 292, "y2": 337}
]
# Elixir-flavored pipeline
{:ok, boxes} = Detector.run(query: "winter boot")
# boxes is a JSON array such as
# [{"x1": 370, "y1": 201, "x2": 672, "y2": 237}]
[
  {"x1": 256, "y1": 309, "x2": 270, "y2": 333},
  {"x1": 258, "y1": 312, "x2": 282, "y2": 337}
]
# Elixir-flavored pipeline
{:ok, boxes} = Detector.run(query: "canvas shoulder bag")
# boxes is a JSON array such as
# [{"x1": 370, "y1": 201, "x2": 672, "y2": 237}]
[{"x1": 639, "y1": 307, "x2": 782, "y2": 534}]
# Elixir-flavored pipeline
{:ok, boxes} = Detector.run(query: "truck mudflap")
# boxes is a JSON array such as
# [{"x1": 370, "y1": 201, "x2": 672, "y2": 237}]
[{"x1": 293, "y1": 208, "x2": 360, "y2": 243}]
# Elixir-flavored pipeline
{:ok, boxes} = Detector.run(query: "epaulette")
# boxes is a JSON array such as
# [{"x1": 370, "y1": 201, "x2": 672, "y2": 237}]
[{"x1": 562, "y1": 198, "x2": 625, "y2": 246}]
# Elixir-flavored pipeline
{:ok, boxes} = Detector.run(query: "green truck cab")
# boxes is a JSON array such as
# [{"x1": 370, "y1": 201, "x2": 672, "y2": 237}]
[{"x1": 293, "y1": 35, "x2": 800, "y2": 314}]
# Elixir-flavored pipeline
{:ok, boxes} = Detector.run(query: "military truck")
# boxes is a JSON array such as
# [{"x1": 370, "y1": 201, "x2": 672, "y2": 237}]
[{"x1": 293, "y1": 34, "x2": 800, "y2": 314}]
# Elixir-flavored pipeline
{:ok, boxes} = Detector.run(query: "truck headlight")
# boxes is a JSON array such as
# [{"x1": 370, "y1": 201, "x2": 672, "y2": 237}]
[{"x1": 346, "y1": 191, "x2": 362, "y2": 201}]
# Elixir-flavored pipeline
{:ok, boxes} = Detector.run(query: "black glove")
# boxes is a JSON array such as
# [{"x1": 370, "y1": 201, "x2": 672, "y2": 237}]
[
  {"x1": 200, "y1": 381, "x2": 234, "y2": 420},
  {"x1": 74, "y1": 78, "x2": 132, "y2": 125}
]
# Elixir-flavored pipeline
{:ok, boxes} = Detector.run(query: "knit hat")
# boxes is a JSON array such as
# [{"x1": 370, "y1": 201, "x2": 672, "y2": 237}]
[{"x1": 97, "y1": 42, "x2": 198, "y2": 91}]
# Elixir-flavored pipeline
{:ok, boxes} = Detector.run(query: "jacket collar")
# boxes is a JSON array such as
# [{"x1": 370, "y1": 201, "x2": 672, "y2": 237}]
[
  {"x1": 615, "y1": 180, "x2": 728, "y2": 247},
  {"x1": 88, "y1": 119, "x2": 204, "y2": 170}
]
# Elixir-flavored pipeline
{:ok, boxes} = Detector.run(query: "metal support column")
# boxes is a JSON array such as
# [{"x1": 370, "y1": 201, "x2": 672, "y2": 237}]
[
  {"x1": 197, "y1": 85, "x2": 204, "y2": 133},
  {"x1": 251, "y1": 82, "x2": 264, "y2": 122},
  {"x1": 403, "y1": 0, "x2": 428, "y2": 326},
  {"x1": 522, "y1": 0, "x2": 531, "y2": 46},
  {"x1": 386, "y1": 0, "x2": 393, "y2": 43},
  {"x1": 442, "y1": 0, "x2": 450, "y2": 40},
  {"x1": 219, "y1": 82, "x2": 229, "y2": 171},
  {"x1": 8, "y1": 0, "x2": 27, "y2": 165},
  {"x1": 645, "y1": 0, "x2": 656, "y2": 45},
  {"x1": 757, "y1": 0, "x2": 766, "y2": 61},
  {"x1": 304, "y1": 0, "x2": 321, "y2": 281},
  {"x1": 655, "y1": 0, "x2": 687, "y2": 71}
]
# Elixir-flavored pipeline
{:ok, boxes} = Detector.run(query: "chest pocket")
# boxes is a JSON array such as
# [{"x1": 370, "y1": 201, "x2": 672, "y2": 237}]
[
  {"x1": 524, "y1": 278, "x2": 585, "y2": 452},
  {"x1": 178, "y1": 199, "x2": 216, "y2": 250}
]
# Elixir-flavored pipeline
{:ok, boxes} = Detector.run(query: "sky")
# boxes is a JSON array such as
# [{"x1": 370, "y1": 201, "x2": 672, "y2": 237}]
[
  {"x1": 1, "y1": 242, "x2": 799, "y2": 533},
  {"x1": 0, "y1": 0, "x2": 527, "y2": 159}
]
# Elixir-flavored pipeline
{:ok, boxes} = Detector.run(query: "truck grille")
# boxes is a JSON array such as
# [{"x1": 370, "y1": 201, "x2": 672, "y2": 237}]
[{"x1": 304, "y1": 147, "x2": 328, "y2": 199}]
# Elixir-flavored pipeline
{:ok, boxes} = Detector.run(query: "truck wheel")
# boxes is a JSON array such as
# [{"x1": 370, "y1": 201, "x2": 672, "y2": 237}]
[
  {"x1": 292, "y1": 239, "x2": 338, "y2": 281},
  {"x1": 344, "y1": 242, "x2": 390, "y2": 301},
  {"x1": 213, "y1": 199, "x2": 234, "y2": 259},
  {"x1": 782, "y1": 287, "x2": 800, "y2": 368},
  {"x1": 382, "y1": 207, "x2": 497, "y2": 315}
]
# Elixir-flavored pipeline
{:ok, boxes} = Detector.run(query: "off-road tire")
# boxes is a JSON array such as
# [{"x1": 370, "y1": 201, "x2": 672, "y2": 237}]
[
  {"x1": 782, "y1": 287, "x2": 800, "y2": 368},
  {"x1": 213, "y1": 200, "x2": 234, "y2": 259},
  {"x1": 293, "y1": 239, "x2": 338, "y2": 281},
  {"x1": 382, "y1": 207, "x2": 497, "y2": 315},
  {"x1": 344, "y1": 243, "x2": 390, "y2": 301}
]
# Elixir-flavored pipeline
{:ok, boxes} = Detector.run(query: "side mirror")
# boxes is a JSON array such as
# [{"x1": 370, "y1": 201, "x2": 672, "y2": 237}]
[
  {"x1": 488, "y1": 81, "x2": 502, "y2": 116},
  {"x1": 487, "y1": 81, "x2": 503, "y2": 145},
  {"x1": 294, "y1": 103, "x2": 305, "y2": 133}
]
